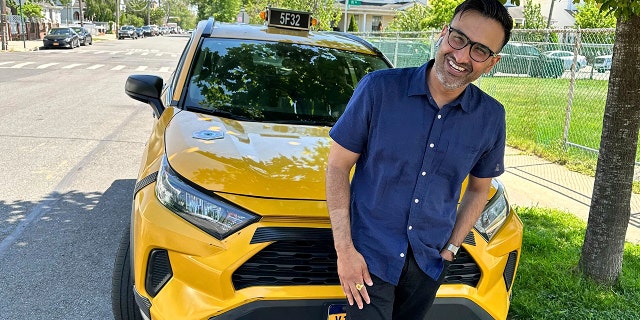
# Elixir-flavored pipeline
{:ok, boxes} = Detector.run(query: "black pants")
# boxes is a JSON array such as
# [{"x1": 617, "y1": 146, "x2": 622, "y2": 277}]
[{"x1": 346, "y1": 249, "x2": 449, "y2": 320}]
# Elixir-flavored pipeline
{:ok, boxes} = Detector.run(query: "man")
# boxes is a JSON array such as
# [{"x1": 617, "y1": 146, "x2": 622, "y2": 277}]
[{"x1": 325, "y1": 0, "x2": 513, "y2": 319}]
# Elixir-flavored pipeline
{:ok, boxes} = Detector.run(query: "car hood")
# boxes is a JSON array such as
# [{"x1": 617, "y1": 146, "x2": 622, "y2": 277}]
[{"x1": 165, "y1": 111, "x2": 332, "y2": 200}]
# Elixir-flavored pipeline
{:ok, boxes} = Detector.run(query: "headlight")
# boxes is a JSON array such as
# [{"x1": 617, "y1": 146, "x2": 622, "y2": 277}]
[
  {"x1": 474, "y1": 179, "x2": 509, "y2": 241},
  {"x1": 155, "y1": 156, "x2": 260, "y2": 239}
]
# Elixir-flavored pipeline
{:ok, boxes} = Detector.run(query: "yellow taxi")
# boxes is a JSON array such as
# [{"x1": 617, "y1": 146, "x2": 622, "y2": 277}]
[{"x1": 111, "y1": 7, "x2": 523, "y2": 320}]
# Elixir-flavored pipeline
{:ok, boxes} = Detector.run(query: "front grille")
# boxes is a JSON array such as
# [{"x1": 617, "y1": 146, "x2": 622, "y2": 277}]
[
  {"x1": 441, "y1": 247, "x2": 481, "y2": 286},
  {"x1": 232, "y1": 228, "x2": 481, "y2": 290},
  {"x1": 233, "y1": 240, "x2": 339, "y2": 290}
]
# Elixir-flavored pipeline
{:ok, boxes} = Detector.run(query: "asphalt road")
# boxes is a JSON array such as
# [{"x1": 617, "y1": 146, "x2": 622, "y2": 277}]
[{"x1": 0, "y1": 34, "x2": 189, "y2": 319}]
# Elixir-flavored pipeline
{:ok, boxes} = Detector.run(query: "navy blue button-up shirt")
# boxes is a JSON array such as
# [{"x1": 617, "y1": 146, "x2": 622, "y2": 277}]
[{"x1": 329, "y1": 60, "x2": 506, "y2": 285}]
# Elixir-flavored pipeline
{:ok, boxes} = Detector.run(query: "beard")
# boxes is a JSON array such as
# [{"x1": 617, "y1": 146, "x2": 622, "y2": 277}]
[{"x1": 434, "y1": 52, "x2": 483, "y2": 90}]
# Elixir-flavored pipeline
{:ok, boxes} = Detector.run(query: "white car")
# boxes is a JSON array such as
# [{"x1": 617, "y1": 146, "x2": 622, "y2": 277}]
[
  {"x1": 542, "y1": 50, "x2": 587, "y2": 70},
  {"x1": 593, "y1": 54, "x2": 613, "y2": 73}
]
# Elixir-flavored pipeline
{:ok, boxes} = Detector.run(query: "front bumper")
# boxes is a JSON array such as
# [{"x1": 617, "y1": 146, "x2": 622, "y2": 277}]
[
  {"x1": 43, "y1": 39, "x2": 72, "y2": 48},
  {"x1": 131, "y1": 180, "x2": 522, "y2": 320}
]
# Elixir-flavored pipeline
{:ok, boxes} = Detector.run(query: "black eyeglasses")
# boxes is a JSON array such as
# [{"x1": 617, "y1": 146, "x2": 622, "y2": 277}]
[{"x1": 447, "y1": 26, "x2": 498, "y2": 62}]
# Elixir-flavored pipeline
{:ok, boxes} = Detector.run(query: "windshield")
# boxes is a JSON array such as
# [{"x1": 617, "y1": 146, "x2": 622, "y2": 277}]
[
  {"x1": 50, "y1": 29, "x2": 71, "y2": 35},
  {"x1": 185, "y1": 38, "x2": 389, "y2": 125}
]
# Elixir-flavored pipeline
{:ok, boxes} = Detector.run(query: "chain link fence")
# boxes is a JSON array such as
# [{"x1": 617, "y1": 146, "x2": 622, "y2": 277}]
[{"x1": 355, "y1": 28, "x2": 623, "y2": 177}]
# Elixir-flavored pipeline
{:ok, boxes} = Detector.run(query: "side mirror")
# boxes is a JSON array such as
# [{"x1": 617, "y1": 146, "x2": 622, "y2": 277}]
[{"x1": 125, "y1": 75, "x2": 165, "y2": 117}]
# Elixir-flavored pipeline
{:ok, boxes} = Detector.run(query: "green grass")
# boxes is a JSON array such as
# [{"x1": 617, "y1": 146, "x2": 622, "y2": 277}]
[{"x1": 508, "y1": 206, "x2": 640, "y2": 319}]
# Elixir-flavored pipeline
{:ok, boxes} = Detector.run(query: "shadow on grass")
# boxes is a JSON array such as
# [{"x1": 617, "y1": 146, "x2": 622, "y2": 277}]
[{"x1": 508, "y1": 206, "x2": 640, "y2": 320}]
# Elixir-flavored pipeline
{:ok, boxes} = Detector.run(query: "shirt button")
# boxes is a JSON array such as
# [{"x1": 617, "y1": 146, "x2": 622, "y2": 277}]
[
  {"x1": 414, "y1": 199, "x2": 419, "y2": 203},
  {"x1": 400, "y1": 252, "x2": 405, "y2": 258},
  {"x1": 437, "y1": 114, "x2": 442, "y2": 119},
  {"x1": 429, "y1": 143, "x2": 435, "y2": 148},
  {"x1": 408, "y1": 226, "x2": 413, "y2": 230},
  {"x1": 421, "y1": 171, "x2": 426, "y2": 176}
]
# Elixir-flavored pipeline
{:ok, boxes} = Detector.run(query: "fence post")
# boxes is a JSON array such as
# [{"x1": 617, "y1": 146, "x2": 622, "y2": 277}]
[{"x1": 563, "y1": 28, "x2": 581, "y2": 148}]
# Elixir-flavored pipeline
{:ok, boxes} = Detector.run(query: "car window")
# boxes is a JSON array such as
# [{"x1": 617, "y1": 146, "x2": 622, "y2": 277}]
[
  {"x1": 50, "y1": 29, "x2": 70, "y2": 35},
  {"x1": 185, "y1": 38, "x2": 388, "y2": 124}
]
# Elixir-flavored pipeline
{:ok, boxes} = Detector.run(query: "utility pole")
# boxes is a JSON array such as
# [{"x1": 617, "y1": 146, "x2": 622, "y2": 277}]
[
  {"x1": 115, "y1": 0, "x2": 119, "y2": 33},
  {"x1": 1, "y1": 0, "x2": 7, "y2": 50},
  {"x1": 78, "y1": 0, "x2": 84, "y2": 26},
  {"x1": 546, "y1": 0, "x2": 555, "y2": 28}
]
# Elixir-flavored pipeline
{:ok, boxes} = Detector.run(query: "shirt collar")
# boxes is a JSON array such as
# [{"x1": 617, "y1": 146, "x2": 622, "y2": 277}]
[{"x1": 407, "y1": 59, "x2": 476, "y2": 113}]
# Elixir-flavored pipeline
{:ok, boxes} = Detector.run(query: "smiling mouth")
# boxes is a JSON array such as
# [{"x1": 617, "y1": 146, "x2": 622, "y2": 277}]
[{"x1": 448, "y1": 59, "x2": 467, "y2": 73}]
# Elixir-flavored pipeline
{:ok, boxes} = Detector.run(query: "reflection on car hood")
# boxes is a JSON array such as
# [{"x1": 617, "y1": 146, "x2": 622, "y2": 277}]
[{"x1": 165, "y1": 111, "x2": 331, "y2": 200}]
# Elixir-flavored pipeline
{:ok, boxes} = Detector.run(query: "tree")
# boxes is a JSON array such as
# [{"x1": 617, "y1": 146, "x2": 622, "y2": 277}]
[
  {"x1": 574, "y1": 0, "x2": 617, "y2": 28},
  {"x1": 386, "y1": 2, "x2": 429, "y2": 31},
  {"x1": 423, "y1": 0, "x2": 462, "y2": 30},
  {"x1": 522, "y1": 0, "x2": 545, "y2": 29},
  {"x1": 83, "y1": 0, "x2": 115, "y2": 23},
  {"x1": 577, "y1": 1, "x2": 640, "y2": 285},
  {"x1": 347, "y1": 14, "x2": 358, "y2": 32}
]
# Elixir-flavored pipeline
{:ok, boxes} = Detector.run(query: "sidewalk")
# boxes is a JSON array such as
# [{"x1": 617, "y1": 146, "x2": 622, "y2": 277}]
[
  {"x1": 1, "y1": 33, "x2": 116, "y2": 52},
  {"x1": 501, "y1": 146, "x2": 640, "y2": 244}
]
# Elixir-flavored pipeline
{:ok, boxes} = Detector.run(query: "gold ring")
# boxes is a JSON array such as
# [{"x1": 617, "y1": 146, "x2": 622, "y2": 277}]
[{"x1": 355, "y1": 283, "x2": 364, "y2": 291}]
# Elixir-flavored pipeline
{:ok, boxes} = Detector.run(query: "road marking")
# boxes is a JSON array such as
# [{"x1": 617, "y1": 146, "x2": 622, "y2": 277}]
[
  {"x1": 135, "y1": 66, "x2": 148, "y2": 71},
  {"x1": 11, "y1": 62, "x2": 36, "y2": 68},
  {"x1": 111, "y1": 65, "x2": 126, "y2": 70},
  {"x1": 37, "y1": 63, "x2": 59, "y2": 69},
  {"x1": 87, "y1": 64, "x2": 105, "y2": 70},
  {"x1": 141, "y1": 52, "x2": 149, "y2": 56},
  {"x1": 62, "y1": 63, "x2": 83, "y2": 69},
  {"x1": 159, "y1": 67, "x2": 170, "y2": 73},
  {"x1": 0, "y1": 61, "x2": 16, "y2": 66}
]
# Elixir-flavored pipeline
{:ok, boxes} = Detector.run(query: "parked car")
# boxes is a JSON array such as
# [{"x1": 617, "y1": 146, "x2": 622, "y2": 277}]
[
  {"x1": 111, "y1": 8, "x2": 523, "y2": 320},
  {"x1": 141, "y1": 26, "x2": 153, "y2": 37},
  {"x1": 489, "y1": 42, "x2": 564, "y2": 78},
  {"x1": 135, "y1": 27, "x2": 145, "y2": 38},
  {"x1": 149, "y1": 24, "x2": 160, "y2": 36},
  {"x1": 42, "y1": 27, "x2": 80, "y2": 49},
  {"x1": 369, "y1": 39, "x2": 432, "y2": 68},
  {"x1": 542, "y1": 50, "x2": 587, "y2": 70},
  {"x1": 118, "y1": 25, "x2": 138, "y2": 40},
  {"x1": 70, "y1": 26, "x2": 92, "y2": 46},
  {"x1": 142, "y1": 25, "x2": 157, "y2": 37},
  {"x1": 593, "y1": 54, "x2": 612, "y2": 72}
]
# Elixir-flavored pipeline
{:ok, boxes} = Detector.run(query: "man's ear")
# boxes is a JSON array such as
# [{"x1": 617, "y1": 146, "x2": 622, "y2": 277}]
[{"x1": 484, "y1": 56, "x2": 501, "y2": 74}]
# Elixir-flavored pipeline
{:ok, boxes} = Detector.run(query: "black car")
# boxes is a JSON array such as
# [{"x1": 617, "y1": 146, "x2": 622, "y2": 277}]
[
  {"x1": 135, "y1": 27, "x2": 145, "y2": 38},
  {"x1": 71, "y1": 27, "x2": 92, "y2": 46},
  {"x1": 141, "y1": 25, "x2": 153, "y2": 37},
  {"x1": 43, "y1": 27, "x2": 81, "y2": 49}
]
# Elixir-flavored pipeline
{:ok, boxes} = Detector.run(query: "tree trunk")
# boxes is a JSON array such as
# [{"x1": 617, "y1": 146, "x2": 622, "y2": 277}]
[{"x1": 579, "y1": 15, "x2": 640, "y2": 285}]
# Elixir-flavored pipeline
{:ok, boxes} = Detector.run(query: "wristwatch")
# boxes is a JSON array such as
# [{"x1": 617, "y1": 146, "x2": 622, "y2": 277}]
[{"x1": 446, "y1": 243, "x2": 460, "y2": 255}]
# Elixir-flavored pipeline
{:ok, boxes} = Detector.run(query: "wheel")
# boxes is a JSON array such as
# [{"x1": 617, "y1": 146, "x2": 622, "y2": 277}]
[{"x1": 111, "y1": 226, "x2": 143, "y2": 320}]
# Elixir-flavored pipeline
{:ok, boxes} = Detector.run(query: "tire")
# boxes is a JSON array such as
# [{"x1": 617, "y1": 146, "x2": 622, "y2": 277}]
[{"x1": 111, "y1": 226, "x2": 143, "y2": 320}]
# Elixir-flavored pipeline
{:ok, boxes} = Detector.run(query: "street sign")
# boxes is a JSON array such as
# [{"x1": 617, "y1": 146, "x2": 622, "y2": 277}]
[{"x1": 348, "y1": 0, "x2": 361, "y2": 5}]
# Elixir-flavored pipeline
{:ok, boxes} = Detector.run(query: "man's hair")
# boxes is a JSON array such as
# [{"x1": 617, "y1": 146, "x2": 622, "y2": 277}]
[{"x1": 452, "y1": 0, "x2": 513, "y2": 49}]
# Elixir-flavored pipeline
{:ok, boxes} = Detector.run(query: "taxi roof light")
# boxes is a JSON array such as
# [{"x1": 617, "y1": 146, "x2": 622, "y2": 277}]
[{"x1": 260, "y1": 7, "x2": 314, "y2": 31}]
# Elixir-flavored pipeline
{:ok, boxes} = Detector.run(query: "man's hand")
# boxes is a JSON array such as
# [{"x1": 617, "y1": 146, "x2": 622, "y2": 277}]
[
  {"x1": 336, "y1": 247, "x2": 373, "y2": 309},
  {"x1": 440, "y1": 248, "x2": 455, "y2": 262}
]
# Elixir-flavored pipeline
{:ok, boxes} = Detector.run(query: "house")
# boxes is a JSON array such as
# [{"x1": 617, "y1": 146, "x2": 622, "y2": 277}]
[
  {"x1": 334, "y1": 0, "x2": 427, "y2": 32},
  {"x1": 505, "y1": 0, "x2": 582, "y2": 29}
]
